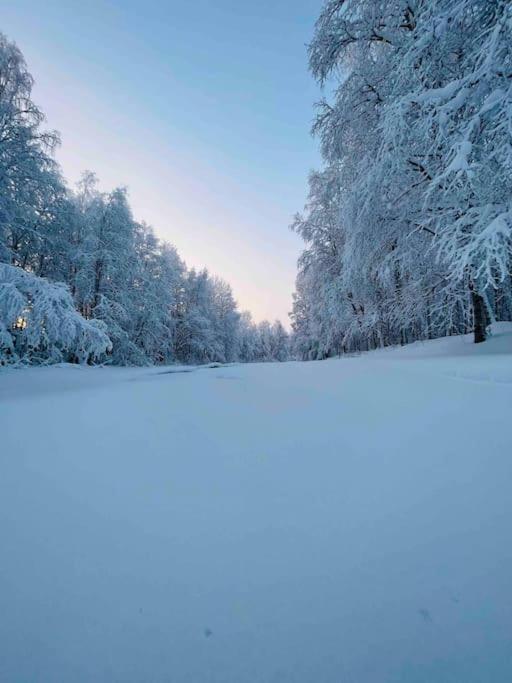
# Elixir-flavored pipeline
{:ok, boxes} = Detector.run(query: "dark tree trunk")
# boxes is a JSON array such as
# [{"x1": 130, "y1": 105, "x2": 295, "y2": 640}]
[
  {"x1": 471, "y1": 290, "x2": 487, "y2": 343},
  {"x1": 93, "y1": 260, "x2": 103, "y2": 309}
]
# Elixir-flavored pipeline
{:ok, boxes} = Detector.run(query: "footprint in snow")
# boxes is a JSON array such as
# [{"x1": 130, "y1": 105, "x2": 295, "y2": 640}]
[{"x1": 418, "y1": 608, "x2": 432, "y2": 623}]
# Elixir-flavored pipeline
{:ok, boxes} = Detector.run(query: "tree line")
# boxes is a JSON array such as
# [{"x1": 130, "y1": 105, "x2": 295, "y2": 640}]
[
  {"x1": 0, "y1": 33, "x2": 289, "y2": 366},
  {"x1": 291, "y1": 0, "x2": 512, "y2": 359}
]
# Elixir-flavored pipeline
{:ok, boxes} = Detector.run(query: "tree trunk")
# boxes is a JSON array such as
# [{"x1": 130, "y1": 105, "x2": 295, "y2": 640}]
[
  {"x1": 471, "y1": 290, "x2": 487, "y2": 343},
  {"x1": 93, "y1": 259, "x2": 103, "y2": 309}
]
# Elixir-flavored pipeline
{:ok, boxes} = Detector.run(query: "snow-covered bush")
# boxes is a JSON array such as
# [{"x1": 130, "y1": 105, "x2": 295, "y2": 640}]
[{"x1": 0, "y1": 263, "x2": 111, "y2": 365}]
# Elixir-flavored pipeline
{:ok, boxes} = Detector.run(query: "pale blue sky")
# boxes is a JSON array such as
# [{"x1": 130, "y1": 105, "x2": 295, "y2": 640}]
[{"x1": 2, "y1": 0, "x2": 322, "y2": 324}]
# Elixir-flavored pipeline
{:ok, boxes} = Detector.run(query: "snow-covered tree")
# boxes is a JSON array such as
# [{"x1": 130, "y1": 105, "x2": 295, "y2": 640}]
[
  {"x1": 292, "y1": 0, "x2": 512, "y2": 355},
  {"x1": 132, "y1": 227, "x2": 184, "y2": 364},
  {"x1": 175, "y1": 270, "x2": 245, "y2": 364},
  {"x1": 0, "y1": 30, "x2": 290, "y2": 368},
  {"x1": 0, "y1": 32, "x2": 64, "y2": 270},
  {"x1": 381, "y1": 0, "x2": 512, "y2": 342},
  {"x1": 0, "y1": 263, "x2": 110, "y2": 365}
]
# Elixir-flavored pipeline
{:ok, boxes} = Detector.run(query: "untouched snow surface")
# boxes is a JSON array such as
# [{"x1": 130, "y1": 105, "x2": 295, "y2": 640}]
[{"x1": 1, "y1": 325, "x2": 512, "y2": 682}]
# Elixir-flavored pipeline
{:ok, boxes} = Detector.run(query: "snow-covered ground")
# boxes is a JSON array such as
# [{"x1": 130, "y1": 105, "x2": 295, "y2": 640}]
[{"x1": 1, "y1": 325, "x2": 512, "y2": 683}]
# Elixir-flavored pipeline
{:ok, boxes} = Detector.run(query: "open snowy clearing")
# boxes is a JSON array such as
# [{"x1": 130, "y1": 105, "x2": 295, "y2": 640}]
[{"x1": 1, "y1": 326, "x2": 512, "y2": 683}]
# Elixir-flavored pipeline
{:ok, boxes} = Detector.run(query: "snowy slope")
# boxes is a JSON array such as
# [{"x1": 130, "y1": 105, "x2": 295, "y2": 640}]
[{"x1": 1, "y1": 327, "x2": 512, "y2": 683}]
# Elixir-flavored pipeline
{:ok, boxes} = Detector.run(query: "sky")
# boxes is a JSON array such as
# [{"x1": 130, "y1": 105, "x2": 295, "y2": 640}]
[{"x1": 2, "y1": 0, "x2": 322, "y2": 325}]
